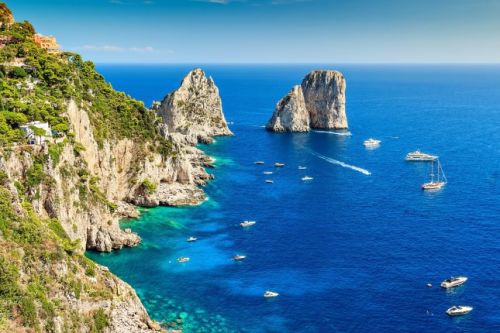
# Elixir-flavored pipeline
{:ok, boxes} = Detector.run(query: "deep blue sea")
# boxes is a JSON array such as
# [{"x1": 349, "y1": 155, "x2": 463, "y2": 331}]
[{"x1": 88, "y1": 64, "x2": 500, "y2": 333}]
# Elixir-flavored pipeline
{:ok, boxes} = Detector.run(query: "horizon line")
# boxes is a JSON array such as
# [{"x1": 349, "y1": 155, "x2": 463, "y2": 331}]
[{"x1": 93, "y1": 62, "x2": 500, "y2": 66}]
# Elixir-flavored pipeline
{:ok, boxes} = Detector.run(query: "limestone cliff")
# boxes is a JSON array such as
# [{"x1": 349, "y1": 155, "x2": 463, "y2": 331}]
[
  {"x1": 157, "y1": 68, "x2": 233, "y2": 144},
  {"x1": 266, "y1": 70, "x2": 347, "y2": 132}
]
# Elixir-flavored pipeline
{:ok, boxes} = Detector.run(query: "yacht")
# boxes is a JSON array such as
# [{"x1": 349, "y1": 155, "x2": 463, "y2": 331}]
[
  {"x1": 446, "y1": 305, "x2": 473, "y2": 316},
  {"x1": 177, "y1": 257, "x2": 190, "y2": 263},
  {"x1": 440, "y1": 276, "x2": 467, "y2": 288},
  {"x1": 298, "y1": 166, "x2": 307, "y2": 170},
  {"x1": 255, "y1": 161, "x2": 265, "y2": 165},
  {"x1": 264, "y1": 291, "x2": 279, "y2": 298},
  {"x1": 263, "y1": 171, "x2": 273, "y2": 175},
  {"x1": 186, "y1": 236, "x2": 197, "y2": 242},
  {"x1": 301, "y1": 176, "x2": 313, "y2": 181},
  {"x1": 265, "y1": 180, "x2": 274, "y2": 184},
  {"x1": 274, "y1": 162, "x2": 285, "y2": 167},
  {"x1": 233, "y1": 255, "x2": 246, "y2": 261},
  {"x1": 422, "y1": 159, "x2": 447, "y2": 190},
  {"x1": 240, "y1": 220, "x2": 256, "y2": 228},
  {"x1": 405, "y1": 150, "x2": 438, "y2": 161},
  {"x1": 363, "y1": 138, "x2": 381, "y2": 148}
]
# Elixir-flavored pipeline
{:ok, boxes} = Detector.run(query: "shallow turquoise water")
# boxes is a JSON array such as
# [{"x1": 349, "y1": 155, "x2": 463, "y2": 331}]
[{"x1": 88, "y1": 65, "x2": 500, "y2": 332}]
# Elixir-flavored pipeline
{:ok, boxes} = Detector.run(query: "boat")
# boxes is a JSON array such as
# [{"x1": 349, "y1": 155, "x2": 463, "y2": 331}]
[
  {"x1": 427, "y1": 283, "x2": 433, "y2": 288},
  {"x1": 233, "y1": 255, "x2": 246, "y2": 261},
  {"x1": 263, "y1": 171, "x2": 273, "y2": 175},
  {"x1": 440, "y1": 276, "x2": 467, "y2": 288},
  {"x1": 363, "y1": 138, "x2": 381, "y2": 148},
  {"x1": 298, "y1": 166, "x2": 307, "y2": 170},
  {"x1": 177, "y1": 257, "x2": 190, "y2": 263},
  {"x1": 265, "y1": 180, "x2": 274, "y2": 184},
  {"x1": 405, "y1": 150, "x2": 438, "y2": 161},
  {"x1": 240, "y1": 220, "x2": 256, "y2": 228},
  {"x1": 301, "y1": 176, "x2": 313, "y2": 181},
  {"x1": 264, "y1": 291, "x2": 279, "y2": 298},
  {"x1": 186, "y1": 236, "x2": 197, "y2": 242},
  {"x1": 274, "y1": 163, "x2": 285, "y2": 167},
  {"x1": 422, "y1": 159, "x2": 447, "y2": 190},
  {"x1": 255, "y1": 161, "x2": 265, "y2": 165},
  {"x1": 446, "y1": 305, "x2": 473, "y2": 316}
]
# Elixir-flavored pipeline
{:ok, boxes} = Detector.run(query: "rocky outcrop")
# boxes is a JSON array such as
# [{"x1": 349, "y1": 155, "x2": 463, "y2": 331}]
[
  {"x1": 157, "y1": 68, "x2": 232, "y2": 144},
  {"x1": 266, "y1": 70, "x2": 347, "y2": 132}
]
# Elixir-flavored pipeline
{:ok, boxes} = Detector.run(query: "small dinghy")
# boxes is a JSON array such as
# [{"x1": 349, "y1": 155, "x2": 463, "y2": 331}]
[
  {"x1": 263, "y1": 171, "x2": 273, "y2": 175},
  {"x1": 264, "y1": 291, "x2": 279, "y2": 298},
  {"x1": 363, "y1": 138, "x2": 381, "y2": 148},
  {"x1": 298, "y1": 166, "x2": 307, "y2": 170},
  {"x1": 177, "y1": 257, "x2": 190, "y2": 263},
  {"x1": 187, "y1": 236, "x2": 197, "y2": 242},
  {"x1": 446, "y1": 305, "x2": 473, "y2": 316},
  {"x1": 255, "y1": 161, "x2": 265, "y2": 165},
  {"x1": 233, "y1": 255, "x2": 246, "y2": 261},
  {"x1": 240, "y1": 221, "x2": 256, "y2": 228},
  {"x1": 274, "y1": 163, "x2": 285, "y2": 167},
  {"x1": 301, "y1": 176, "x2": 313, "y2": 181},
  {"x1": 441, "y1": 276, "x2": 467, "y2": 288},
  {"x1": 265, "y1": 180, "x2": 274, "y2": 184}
]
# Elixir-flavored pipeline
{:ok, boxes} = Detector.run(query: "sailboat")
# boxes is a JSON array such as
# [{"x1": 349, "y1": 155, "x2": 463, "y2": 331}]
[{"x1": 422, "y1": 159, "x2": 447, "y2": 190}]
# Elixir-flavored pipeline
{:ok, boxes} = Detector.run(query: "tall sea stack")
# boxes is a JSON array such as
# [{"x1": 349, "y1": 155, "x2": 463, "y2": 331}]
[{"x1": 266, "y1": 70, "x2": 347, "y2": 132}]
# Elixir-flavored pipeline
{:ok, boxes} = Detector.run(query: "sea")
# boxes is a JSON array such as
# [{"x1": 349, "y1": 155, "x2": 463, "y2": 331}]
[{"x1": 87, "y1": 64, "x2": 500, "y2": 333}]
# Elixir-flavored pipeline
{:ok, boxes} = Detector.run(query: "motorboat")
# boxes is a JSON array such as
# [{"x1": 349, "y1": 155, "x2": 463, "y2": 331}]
[
  {"x1": 263, "y1": 171, "x2": 273, "y2": 175},
  {"x1": 264, "y1": 291, "x2": 279, "y2": 298},
  {"x1": 298, "y1": 166, "x2": 307, "y2": 170},
  {"x1": 233, "y1": 255, "x2": 246, "y2": 261},
  {"x1": 187, "y1": 236, "x2": 197, "y2": 242},
  {"x1": 255, "y1": 161, "x2": 265, "y2": 165},
  {"x1": 265, "y1": 180, "x2": 274, "y2": 184},
  {"x1": 446, "y1": 305, "x2": 473, "y2": 316},
  {"x1": 274, "y1": 163, "x2": 285, "y2": 167},
  {"x1": 301, "y1": 176, "x2": 313, "y2": 181},
  {"x1": 422, "y1": 160, "x2": 447, "y2": 190},
  {"x1": 240, "y1": 221, "x2": 256, "y2": 228},
  {"x1": 405, "y1": 150, "x2": 438, "y2": 161},
  {"x1": 177, "y1": 257, "x2": 190, "y2": 263},
  {"x1": 363, "y1": 138, "x2": 381, "y2": 148},
  {"x1": 440, "y1": 276, "x2": 467, "y2": 288}
]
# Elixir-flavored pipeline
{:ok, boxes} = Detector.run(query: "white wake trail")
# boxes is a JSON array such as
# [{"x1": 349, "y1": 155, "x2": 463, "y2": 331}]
[
  {"x1": 311, "y1": 151, "x2": 371, "y2": 176},
  {"x1": 312, "y1": 130, "x2": 352, "y2": 136}
]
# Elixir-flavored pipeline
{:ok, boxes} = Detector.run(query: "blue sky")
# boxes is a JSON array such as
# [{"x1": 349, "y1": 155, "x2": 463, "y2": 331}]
[{"x1": 6, "y1": 0, "x2": 500, "y2": 63}]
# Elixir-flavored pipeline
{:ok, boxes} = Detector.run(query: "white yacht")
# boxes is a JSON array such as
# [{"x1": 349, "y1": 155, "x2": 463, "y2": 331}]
[
  {"x1": 422, "y1": 160, "x2": 447, "y2": 190},
  {"x1": 187, "y1": 236, "x2": 197, "y2": 242},
  {"x1": 274, "y1": 162, "x2": 285, "y2": 167},
  {"x1": 405, "y1": 150, "x2": 438, "y2": 161},
  {"x1": 263, "y1": 171, "x2": 273, "y2": 175},
  {"x1": 298, "y1": 166, "x2": 307, "y2": 170},
  {"x1": 301, "y1": 176, "x2": 313, "y2": 181},
  {"x1": 177, "y1": 257, "x2": 190, "y2": 263},
  {"x1": 255, "y1": 161, "x2": 265, "y2": 165},
  {"x1": 363, "y1": 138, "x2": 381, "y2": 148},
  {"x1": 440, "y1": 276, "x2": 467, "y2": 288},
  {"x1": 264, "y1": 291, "x2": 279, "y2": 298},
  {"x1": 233, "y1": 255, "x2": 246, "y2": 261},
  {"x1": 240, "y1": 221, "x2": 256, "y2": 228},
  {"x1": 446, "y1": 305, "x2": 473, "y2": 316},
  {"x1": 265, "y1": 180, "x2": 274, "y2": 184}
]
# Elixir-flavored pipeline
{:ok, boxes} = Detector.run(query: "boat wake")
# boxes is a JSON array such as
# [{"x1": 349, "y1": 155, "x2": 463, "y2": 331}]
[
  {"x1": 312, "y1": 130, "x2": 352, "y2": 136},
  {"x1": 310, "y1": 151, "x2": 371, "y2": 176}
]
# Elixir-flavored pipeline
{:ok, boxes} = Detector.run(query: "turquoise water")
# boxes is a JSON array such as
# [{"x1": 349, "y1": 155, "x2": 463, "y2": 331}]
[{"x1": 88, "y1": 65, "x2": 500, "y2": 332}]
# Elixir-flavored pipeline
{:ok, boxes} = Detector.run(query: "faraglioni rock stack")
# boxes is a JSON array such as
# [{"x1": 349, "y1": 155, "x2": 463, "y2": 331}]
[
  {"x1": 157, "y1": 68, "x2": 233, "y2": 144},
  {"x1": 266, "y1": 70, "x2": 347, "y2": 132}
]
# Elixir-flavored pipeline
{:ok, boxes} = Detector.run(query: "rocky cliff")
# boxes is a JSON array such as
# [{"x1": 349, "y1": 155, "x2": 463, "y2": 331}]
[
  {"x1": 266, "y1": 70, "x2": 347, "y2": 132},
  {"x1": 157, "y1": 68, "x2": 233, "y2": 144}
]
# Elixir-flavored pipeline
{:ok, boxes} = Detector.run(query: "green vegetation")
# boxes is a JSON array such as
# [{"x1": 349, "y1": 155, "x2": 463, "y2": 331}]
[
  {"x1": 93, "y1": 308, "x2": 109, "y2": 333},
  {"x1": 141, "y1": 178, "x2": 157, "y2": 194}
]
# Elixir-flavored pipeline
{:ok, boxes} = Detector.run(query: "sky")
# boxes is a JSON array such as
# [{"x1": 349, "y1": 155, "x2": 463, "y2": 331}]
[{"x1": 6, "y1": 0, "x2": 500, "y2": 63}]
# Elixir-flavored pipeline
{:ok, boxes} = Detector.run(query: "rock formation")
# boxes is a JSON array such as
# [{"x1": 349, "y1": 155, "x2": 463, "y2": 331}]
[
  {"x1": 266, "y1": 70, "x2": 347, "y2": 132},
  {"x1": 157, "y1": 68, "x2": 233, "y2": 144}
]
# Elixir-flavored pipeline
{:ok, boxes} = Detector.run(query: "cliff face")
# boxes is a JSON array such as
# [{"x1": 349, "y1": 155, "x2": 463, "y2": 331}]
[
  {"x1": 157, "y1": 68, "x2": 233, "y2": 144},
  {"x1": 266, "y1": 70, "x2": 347, "y2": 132}
]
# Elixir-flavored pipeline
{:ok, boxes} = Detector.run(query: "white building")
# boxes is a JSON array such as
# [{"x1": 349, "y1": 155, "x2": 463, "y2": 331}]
[{"x1": 19, "y1": 121, "x2": 52, "y2": 145}]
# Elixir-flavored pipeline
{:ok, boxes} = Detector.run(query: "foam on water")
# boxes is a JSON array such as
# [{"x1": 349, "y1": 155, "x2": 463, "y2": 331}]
[{"x1": 310, "y1": 150, "x2": 371, "y2": 175}]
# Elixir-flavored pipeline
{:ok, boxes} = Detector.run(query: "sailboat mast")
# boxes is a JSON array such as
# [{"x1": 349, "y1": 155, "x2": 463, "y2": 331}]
[{"x1": 430, "y1": 160, "x2": 434, "y2": 183}]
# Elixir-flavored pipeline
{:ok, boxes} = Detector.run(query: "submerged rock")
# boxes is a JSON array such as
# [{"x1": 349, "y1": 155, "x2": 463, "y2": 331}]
[
  {"x1": 266, "y1": 70, "x2": 347, "y2": 132},
  {"x1": 157, "y1": 68, "x2": 233, "y2": 144}
]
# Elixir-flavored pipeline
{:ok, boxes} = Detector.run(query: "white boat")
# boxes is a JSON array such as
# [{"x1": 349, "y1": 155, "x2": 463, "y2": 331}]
[
  {"x1": 274, "y1": 162, "x2": 285, "y2": 167},
  {"x1": 405, "y1": 150, "x2": 438, "y2": 161},
  {"x1": 263, "y1": 171, "x2": 273, "y2": 175},
  {"x1": 240, "y1": 220, "x2": 256, "y2": 228},
  {"x1": 177, "y1": 257, "x2": 190, "y2": 263},
  {"x1": 233, "y1": 255, "x2": 246, "y2": 261},
  {"x1": 264, "y1": 291, "x2": 279, "y2": 298},
  {"x1": 255, "y1": 161, "x2": 265, "y2": 165},
  {"x1": 298, "y1": 166, "x2": 307, "y2": 170},
  {"x1": 187, "y1": 236, "x2": 197, "y2": 242},
  {"x1": 265, "y1": 180, "x2": 274, "y2": 184},
  {"x1": 422, "y1": 159, "x2": 447, "y2": 190},
  {"x1": 446, "y1": 305, "x2": 473, "y2": 316},
  {"x1": 363, "y1": 138, "x2": 381, "y2": 148},
  {"x1": 440, "y1": 276, "x2": 467, "y2": 288},
  {"x1": 301, "y1": 176, "x2": 313, "y2": 181}
]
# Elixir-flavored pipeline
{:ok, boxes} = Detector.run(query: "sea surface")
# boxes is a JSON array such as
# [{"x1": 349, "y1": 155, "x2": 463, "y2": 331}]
[{"x1": 88, "y1": 64, "x2": 500, "y2": 333}]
